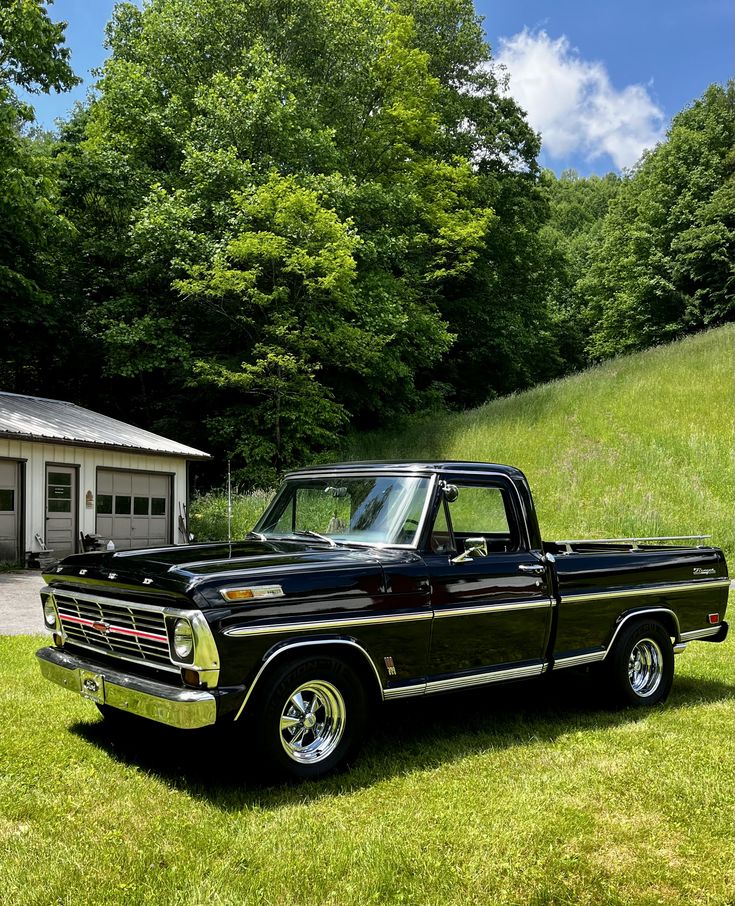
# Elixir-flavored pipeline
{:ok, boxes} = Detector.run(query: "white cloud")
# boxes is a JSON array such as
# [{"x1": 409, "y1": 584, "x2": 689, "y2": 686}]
[{"x1": 494, "y1": 29, "x2": 665, "y2": 170}]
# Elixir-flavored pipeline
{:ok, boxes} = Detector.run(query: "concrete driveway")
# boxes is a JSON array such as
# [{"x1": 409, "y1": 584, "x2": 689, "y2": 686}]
[{"x1": 0, "y1": 571, "x2": 49, "y2": 635}]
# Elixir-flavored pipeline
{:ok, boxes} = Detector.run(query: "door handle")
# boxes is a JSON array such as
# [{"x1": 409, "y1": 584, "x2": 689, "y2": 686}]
[{"x1": 519, "y1": 563, "x2": 545, "y2": 575}]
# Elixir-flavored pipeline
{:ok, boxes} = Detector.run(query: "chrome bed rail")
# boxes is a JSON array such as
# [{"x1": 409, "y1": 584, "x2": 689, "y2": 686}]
[{"x1": 553, "y1": 535, "x2": 711, "y2": 554}]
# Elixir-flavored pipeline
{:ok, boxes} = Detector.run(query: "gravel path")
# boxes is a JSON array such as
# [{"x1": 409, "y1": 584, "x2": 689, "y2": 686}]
[{"x1": 0, "y1": 572, "x2": 49, "y2": 636}]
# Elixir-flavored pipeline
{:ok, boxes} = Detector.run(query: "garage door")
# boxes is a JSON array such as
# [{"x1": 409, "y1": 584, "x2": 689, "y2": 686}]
[
  {"x1": 0, "y1": 460, "x2": 20, "y2": 561},
  {"x1": 96, "y1": 470, "x2": 171, "y2": 550}
]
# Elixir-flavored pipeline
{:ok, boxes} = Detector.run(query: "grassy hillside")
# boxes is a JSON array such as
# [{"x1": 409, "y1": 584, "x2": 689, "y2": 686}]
[{"x1": 348, "y1": 325, "x2": 735, "y2": 561}]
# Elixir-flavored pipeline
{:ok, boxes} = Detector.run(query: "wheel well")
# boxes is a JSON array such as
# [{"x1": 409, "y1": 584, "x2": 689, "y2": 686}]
[
  {"x1": 653, "y1": 612, "x2": 679, "y2": 640},
  {"x1": 235, "y1": 639, "x2": 384, "y2": 721},
  {"x1": 607, "y1": 608, "x2": 680, "y2": 654}
]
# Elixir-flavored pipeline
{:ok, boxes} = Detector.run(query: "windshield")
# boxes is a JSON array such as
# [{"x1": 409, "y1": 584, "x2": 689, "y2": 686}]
[{"x1": 255, "y1": 475, "x2": 433, "y2": 547}]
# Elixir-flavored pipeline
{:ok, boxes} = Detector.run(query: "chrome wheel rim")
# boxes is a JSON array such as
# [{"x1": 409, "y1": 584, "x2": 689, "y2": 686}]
[
  {"x1": 279, "y1": 680, "x2": 346, "y2": 764},
  {"x1": 628, "y1": 638, "x2": 663, "y2": 697}
]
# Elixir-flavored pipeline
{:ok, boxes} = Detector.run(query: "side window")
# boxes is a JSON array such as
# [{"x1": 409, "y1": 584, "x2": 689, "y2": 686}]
[{"x1": 447, "y1": 484, "x2": 519, "y2": 551}]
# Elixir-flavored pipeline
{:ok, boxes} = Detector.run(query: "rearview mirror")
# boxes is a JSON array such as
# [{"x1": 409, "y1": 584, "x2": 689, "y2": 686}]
[{"x1": 325, "y1": 486, "x2": 348, "y2": 498}]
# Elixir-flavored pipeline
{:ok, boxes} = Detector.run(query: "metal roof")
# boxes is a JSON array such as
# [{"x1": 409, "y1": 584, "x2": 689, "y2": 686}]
[{"x1": 0, "y1": 392, "x2": 211, "y2": 459}]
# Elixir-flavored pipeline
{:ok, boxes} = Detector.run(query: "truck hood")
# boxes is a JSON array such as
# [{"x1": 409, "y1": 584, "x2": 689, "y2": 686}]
[{"x1": 46, "y1": 539, "x2": 419, "y2": 605}]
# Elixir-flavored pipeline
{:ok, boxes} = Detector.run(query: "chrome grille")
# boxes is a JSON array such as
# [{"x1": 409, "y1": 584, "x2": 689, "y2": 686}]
[{"x1": 53, "y1": 591, "x2": 176, "y2": 672}]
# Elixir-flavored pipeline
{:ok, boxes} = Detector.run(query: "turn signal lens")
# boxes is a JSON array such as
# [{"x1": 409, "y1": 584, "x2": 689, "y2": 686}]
[
  {"x1": 181, "y1": 668, "x2": 200, "y2": 686},
  {"x1": 708, "y1": 613, "x2": 720, "y2": 624},
  {"x1": 173, "y1": 619, "x2": 194, "y2": 659},
  {"x1": 222, "y1": 588, "x2": 254, "y2": 601}
]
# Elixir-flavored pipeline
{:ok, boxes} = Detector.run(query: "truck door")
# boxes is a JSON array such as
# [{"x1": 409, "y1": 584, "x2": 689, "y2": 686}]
[{"x1": 424, "y1": 475, "x2": 553, "y2": 684}]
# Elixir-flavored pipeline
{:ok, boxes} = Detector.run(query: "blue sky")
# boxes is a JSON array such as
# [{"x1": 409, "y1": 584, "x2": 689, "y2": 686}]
[
  {"x1": 26, "y1": 0, "x2": 734, "y2": 175},
  {"x1": 479, "y1": 0, "x2": 734, "y2": 173}
]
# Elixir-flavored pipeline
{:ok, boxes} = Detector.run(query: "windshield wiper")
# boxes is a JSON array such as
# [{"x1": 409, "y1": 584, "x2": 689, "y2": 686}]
[
  {"x1": 245, "y1": 531, "x2": 268, "y2": 542},
  {"x1": 290, "y1": 530, "x2": 338, "y2": 548}
]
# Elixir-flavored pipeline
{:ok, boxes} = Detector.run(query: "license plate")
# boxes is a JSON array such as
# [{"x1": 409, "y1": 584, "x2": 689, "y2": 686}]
[{"x1": 79, "y1": 670, "x2": 105, "y2": 704}]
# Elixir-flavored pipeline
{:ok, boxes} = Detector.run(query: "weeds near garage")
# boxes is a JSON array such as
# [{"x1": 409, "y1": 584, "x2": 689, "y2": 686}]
[
  {"x1": 189, "y1": 489, "x2": 273, "y2": 542},
  {"x1": 0, "y1": 560, "x2": 21, "y2": 573}
]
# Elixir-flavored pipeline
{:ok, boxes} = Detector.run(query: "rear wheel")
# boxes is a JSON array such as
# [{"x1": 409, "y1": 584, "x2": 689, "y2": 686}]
[
  {"x1": 606, "y1": 620, "x2": 674, "y2": 707},
  {"x1": 249, "y1": 655, "x2": 368, "y2": 781}
]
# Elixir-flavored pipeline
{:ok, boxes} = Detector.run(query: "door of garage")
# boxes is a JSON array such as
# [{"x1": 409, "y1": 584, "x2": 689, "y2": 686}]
[
  {"x1": 0, "y1": 460, "x2": 20, "y2": 561},
  {"x1": 45, "y1": 465, "x2": 77, "y2": 558},
  {"x1": 96, "y1": 470, "x2": 171, "y2": 550}
]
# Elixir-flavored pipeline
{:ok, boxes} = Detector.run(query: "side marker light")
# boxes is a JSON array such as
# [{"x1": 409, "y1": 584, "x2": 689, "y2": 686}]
[{"x1": 220, "y1": 585, "x2": 284, "y2": 602}]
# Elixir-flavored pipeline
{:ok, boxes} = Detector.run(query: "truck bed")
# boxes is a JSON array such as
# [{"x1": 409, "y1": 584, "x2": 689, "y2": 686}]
[{"x1": 543, "y1": 538, "x2": 730, "y2": 664}]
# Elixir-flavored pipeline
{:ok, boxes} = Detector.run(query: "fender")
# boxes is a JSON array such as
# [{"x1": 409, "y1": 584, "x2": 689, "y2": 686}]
[
  {"x1": 603, "y1": 606, "x2": 681, "y2": 656},
  {"x1": 553, "y1": 606, "x2": 682, "y2": 670},
  {"x1": 233, "y1": 637, "x2": 385, "y2": 721}
]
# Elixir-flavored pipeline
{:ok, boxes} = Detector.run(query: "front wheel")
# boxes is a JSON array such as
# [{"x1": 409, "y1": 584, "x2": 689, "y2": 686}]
[
  {"x1": 250, "y1": 655, "x2": 368, "y2": 781},
  {"x1": 605, "y1": 620, "x2": 674, "y2": 707}
]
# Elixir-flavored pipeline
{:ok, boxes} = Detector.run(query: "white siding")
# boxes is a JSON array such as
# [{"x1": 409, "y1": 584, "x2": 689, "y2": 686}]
[{"x1": 0, "y1": 438, "x2": 190, "y2": 556}]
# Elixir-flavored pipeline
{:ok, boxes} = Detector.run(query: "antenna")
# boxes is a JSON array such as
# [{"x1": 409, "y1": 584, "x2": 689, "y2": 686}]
[{"x1": 227, "y1": 459, "x2": 233, "y2": 544}]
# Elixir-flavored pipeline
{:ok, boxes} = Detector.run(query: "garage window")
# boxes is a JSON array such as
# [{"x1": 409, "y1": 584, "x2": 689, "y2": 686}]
[
  {"x1": 151, "y1": 497, "x2": 166, "y2": 516},
  {"x1": 47, "y1": 471, "x2": 72, "y2": 513},
  {"x1": 114, "y1": 495, "x2": 131, "y2": 515},
  {"x1": 97, "y1": 494, "x2": 112, "y2": 514},
  {"x1": 134, "y1": 496, "x2": 149, "y2": 515},
  {"x1": 0, "y1": 489, "x2": 14, "y2": 511}
]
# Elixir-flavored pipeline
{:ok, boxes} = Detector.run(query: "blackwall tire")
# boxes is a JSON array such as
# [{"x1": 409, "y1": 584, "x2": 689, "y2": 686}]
[
  {"x1": 252, "y1": 655, "x2": 368, "y2": 781},
  {"x1": 606, "y1": 620, "x2": 674, "y2": 707}
]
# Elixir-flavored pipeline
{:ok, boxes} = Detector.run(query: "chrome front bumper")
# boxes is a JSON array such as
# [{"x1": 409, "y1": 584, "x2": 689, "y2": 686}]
[{"x1": 36, "y1": 647, "x2": 217, "y2": 730}]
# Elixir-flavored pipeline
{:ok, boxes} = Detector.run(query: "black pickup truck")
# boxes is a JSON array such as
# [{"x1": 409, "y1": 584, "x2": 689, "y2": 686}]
[{"x1": 36, "y1": 461, "x2": 730, "y2": 779}]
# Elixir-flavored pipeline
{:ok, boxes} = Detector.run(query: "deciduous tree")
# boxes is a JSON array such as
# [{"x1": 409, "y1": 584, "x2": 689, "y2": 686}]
[
  {"x1": 0, "y1": 0, "x2": 78, "y2": 390},
  {"x1": 584, "y1": 82, "x2": 735, "y2": 358},
  {"x1": 59, "y1": 0, "x2": 542, "y2": 481}
]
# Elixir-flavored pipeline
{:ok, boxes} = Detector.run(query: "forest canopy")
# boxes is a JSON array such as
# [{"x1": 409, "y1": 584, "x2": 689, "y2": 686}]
[{"x1": 1, "y1": 0, "x2": 733, "y2": 486}]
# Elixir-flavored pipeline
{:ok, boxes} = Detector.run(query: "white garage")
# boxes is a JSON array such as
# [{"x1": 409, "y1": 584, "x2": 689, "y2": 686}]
[{"x1": 0, "y1": 391, "x2": 210, "y2": 563}]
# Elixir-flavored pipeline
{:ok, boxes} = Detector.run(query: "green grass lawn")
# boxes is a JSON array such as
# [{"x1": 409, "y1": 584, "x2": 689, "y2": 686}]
[
  {"x1": 2, "y1": 327, "x2": 733, "y2": 904},
  {"x1": 348, "y1": 324, "x2": 735, "y2": 562},
  {"x1": 1, "y1": 600, "x2": 733, "y2": 906}
]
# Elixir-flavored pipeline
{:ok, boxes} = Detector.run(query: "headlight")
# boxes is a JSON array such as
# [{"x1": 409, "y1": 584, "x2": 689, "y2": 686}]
[
  {"x1": 173, "y1": 619, "x2": 194, "y2": 659},
  {"x1": 43, "y1": 597, "x2": 56, "y2": 628}
]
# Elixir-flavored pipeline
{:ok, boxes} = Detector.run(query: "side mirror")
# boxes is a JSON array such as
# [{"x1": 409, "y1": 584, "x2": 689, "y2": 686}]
[
  {"x1": 441, "y1": 481, "x2": 459, "y2": 503},
  {"x1": 451, "y1": 537, "x2": 488, "y2": 563}
]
